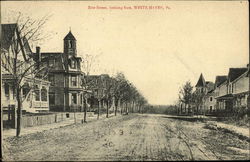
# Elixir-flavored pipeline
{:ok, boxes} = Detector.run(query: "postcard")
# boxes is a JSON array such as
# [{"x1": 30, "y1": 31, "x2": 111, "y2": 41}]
[{"x1": 1, "y1": 1, "x2": 249, "y2": 161}]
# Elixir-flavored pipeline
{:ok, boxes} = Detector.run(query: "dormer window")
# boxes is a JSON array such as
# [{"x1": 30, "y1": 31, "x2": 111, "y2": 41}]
[{"x1": 69, "y1": 59, "x2": 76, "y2": 69}]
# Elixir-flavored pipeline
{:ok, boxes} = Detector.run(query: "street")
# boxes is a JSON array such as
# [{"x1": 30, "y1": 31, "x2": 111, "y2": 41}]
[{"x1": 3, "y1": 114, "x2": 249, "y2": 161}]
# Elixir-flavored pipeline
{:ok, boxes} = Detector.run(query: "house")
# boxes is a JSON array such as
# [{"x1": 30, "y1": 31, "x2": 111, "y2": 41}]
[
  {"x1": 84, "y1": 74, "x2": 116, "y2": 112},
  {"x1": 214, "y1": 75, "x2": 228, "y2": 110},
  {"x1": 1, "y1": 23, "x2": 50, "y2": 113},
  {"x1": 194, "y1": 73, "x2": 216, "y2": 114},
  {"x1": 37, "y1": 30, "x2": 84, "y2": 111},
  {"x1": 204, "y1": 82, "x2": 216, "y2": 114},
  {"x1": 214, "y1": 65, "x2": 249, "y2": 112}
]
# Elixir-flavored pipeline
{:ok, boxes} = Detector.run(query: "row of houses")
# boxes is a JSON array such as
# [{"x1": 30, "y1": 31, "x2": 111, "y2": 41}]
[
  {"x1": 194, "y1": 65, "x2": 249, "y2": 115},
  {"x1": 1, "y1": 23, "x2": 114, "y2": 113}
]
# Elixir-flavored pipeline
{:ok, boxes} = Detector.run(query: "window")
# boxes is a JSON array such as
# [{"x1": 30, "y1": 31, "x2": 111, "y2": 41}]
[
  {"x1": 69, "y1": 40, "x2": 73, "y2": 48},
  {"x1": 210, "y1": 106, "x2": 213, "y2": 112},
  {"x1": 22, "y1": 83, "x2": 30, "y2": 98},
  {"x1": 80, "y1": 94, "x2": 83, "y2": 104},
  {"x1": 70, "y1": 60, "x2": 76, "y2": 69},
  {"x1": 48, "y1": 75, "x2": 55, "y2": 86},
  {"x1": 210, "y1": 97, "x2": 213, "y2": 102},
  {"x1": 49, "y1": 92, "x2": 55, "y2": 105},
  {"x1": 41, "y1": 87, "x2": 47, "y2": 101},
  {"x1": 72, "y1": 93, "x2": 77, "y2": 104},
  {"x1": 34, "y1": 85, "x2": 40, "y2": 101},
  {"x1": 48, "y1": 59, "x2": 54, "y2": 67},
  {"x1": 71, "y1": 75, "x2": 77, "y2": 86},
  {"x1": 4, "y1": 84, "x2": 9, "y2": 98}
]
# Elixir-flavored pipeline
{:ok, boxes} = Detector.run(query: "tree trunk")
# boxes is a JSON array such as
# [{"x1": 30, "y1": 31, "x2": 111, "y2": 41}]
[
  {"x1": 126, "y1": 103, "x2": 128, "y2": 114},
  {"x1": 97, "y1": 99, "x2": 101, "y2": 120},
  {"x1": 132, "y1": 101, "x2": 134, "y2": 113},
  {"x1": 74, "y1": 107, "x2": 76, "y2": 124},
  {"x1": 106, "y1": 100, "x2": 109, "y2": 118},
  {"x1": 83, "y1": 97, "x2": 87, "y2": 122},
  {"x1": 16, "y1": 88, "x2": 22, "y2": 137},
  {"x1": 118, "y1": 98, "x2": 121, "y2": 114},
  {"x1": 114, "y1": 99, "x2": 117, "y2": 116},
  {"x1": 120, "y1": 102, "x2": 123, "y2": 115}
]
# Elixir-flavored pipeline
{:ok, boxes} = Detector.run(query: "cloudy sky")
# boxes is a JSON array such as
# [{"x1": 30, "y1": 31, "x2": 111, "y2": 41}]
[{"x1": 1, "y1": 1, "x2": 249, "y2": 105}]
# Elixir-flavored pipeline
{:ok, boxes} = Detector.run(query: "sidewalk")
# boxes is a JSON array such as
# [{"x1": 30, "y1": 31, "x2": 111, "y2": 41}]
[
  {"x1": 164, "y1": 114, "x2": 249, "y2": 140},
  {"x1": 209, "y1": 121, "x2": 250, "y2": 140},
  {"x1": 2, "y1": 114, "x2": 111, "y2": 139}
]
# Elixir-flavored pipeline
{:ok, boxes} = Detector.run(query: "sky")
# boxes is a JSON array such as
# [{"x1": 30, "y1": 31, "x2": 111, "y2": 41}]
[{"x1": 1, "y1": 1, "x2": 249, "y2": 105}]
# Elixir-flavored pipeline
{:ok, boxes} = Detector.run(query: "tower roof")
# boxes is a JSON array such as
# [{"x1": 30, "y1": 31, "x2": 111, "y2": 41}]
[
  {"x1": 64, "y1": 31, "x2": 76, "y2": 40},
  {"x1": 195, "y1": 73, "x2": 206, "y2": 87}
]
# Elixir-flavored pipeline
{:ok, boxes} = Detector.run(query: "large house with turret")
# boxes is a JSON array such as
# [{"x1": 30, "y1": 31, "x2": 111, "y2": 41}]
[{"x1": 36, "y1": 31, "x2": 85, "y2": 111}]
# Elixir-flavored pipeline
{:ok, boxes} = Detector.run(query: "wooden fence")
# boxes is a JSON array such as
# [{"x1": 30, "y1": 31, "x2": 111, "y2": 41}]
[{"x1": 3, "y1": 112, "x2": 95, "y2": 128}]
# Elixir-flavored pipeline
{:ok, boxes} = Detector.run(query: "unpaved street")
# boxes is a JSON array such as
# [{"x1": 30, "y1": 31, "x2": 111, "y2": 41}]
[{"x1": 3, "y1": 114, "x2": 249, "y2": 161}]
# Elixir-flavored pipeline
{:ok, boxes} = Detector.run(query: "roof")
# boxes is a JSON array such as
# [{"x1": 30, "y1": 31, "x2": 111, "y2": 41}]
[
  {"x1": 206, "y1": 81, "x2": 215, "y2": 92},
  {"x1": 1, "y1": 23, "x2": 32, "y2": 61},
  {"x1": 228, "y1": 68, "x2": 248, "y2": 82},
  {"x1": 216, "y1": 94, "x2": 234, "y2": 100},
  {"x1": 195, "y1": 73, "x2": 206, "y2": 87},
  {"x1": 1, "y1": 24, "x2": 18, "y2": 50},
  {"x1": 64, "y1": 31, "x2": 76, "y2": 40},
  {"x1": 215, "y1": 75, "x2": 228, "y2": 87}
]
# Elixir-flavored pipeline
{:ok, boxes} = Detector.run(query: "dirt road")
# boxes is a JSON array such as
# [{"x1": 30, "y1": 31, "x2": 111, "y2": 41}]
[{"x1": 3, "y1": 114, "x2": 249, "y2": 161}]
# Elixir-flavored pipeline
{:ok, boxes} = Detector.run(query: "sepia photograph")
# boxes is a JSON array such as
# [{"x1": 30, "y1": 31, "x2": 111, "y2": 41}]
[{"x1": 0, "y1": 0, "x2": 249, "y2": 161}]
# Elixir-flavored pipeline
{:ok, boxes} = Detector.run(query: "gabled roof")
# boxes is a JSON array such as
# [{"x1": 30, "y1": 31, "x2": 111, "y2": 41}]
[
  {"x1": 1, "y1": 24, "x2": 18, "y2": 50},
  {"x1": 64, "y1": 31, "x2": 76, "y2": 40},
  {"x1": 1, "y1": 23, "x2": 32, "y2": 61},
  {"x1": 195, "y1": 73, "x2": 206, "y2": 87},
  {"x1": 215, "y1": 75, "x2": 228, "y2": 87},
  {"x1": 228, "y1": 68, "x2": 248, "y2": 82}
]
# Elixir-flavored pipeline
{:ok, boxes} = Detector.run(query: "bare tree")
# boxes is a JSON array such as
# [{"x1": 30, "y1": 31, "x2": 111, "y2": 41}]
[
  {"x1": 192, "y1": 90, "x2": 206, "y2": 116},
  {"x1": 178, "y1": 81, "x2": 193, "y2": 115},
  {"x1": 80, "y1": 53, "x2": 100, "y2": 121},
  {"x1": 1, "y1": 12, "x2": 52, "y2": 136}
]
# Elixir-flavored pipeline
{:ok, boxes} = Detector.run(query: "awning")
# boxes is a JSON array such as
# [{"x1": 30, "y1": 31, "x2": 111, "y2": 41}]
[{"x1": 216, "y1": 94, "x2": 234, "y2": 100}]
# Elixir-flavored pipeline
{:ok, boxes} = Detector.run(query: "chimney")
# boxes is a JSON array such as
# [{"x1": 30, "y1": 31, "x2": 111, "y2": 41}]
[{"x1": 36, "y1": 46, "x2": 41, "y2": 62}]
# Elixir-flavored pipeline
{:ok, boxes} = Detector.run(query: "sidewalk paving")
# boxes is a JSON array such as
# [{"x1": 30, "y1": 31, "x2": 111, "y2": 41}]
[{"x1": 2, "y1": 113, "x2": 113, "y2": 139}]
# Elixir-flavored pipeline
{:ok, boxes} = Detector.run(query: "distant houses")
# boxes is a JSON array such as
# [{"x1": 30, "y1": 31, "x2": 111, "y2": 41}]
[{"x1": 194, "y1": 64, "x2": 249, "y2": 116}]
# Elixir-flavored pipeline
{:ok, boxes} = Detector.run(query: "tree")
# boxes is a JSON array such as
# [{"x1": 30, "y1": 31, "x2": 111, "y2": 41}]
[
  {"x1": 80, "y1": 53, "x2": 101, "y2": 121},
  {"x1": 178, "y1": 81, "x2": 193, "y2": 115},
  {"x1": 1, "y1": 12, "x2": 52, "y2": 136},
  {"x1": 192, "y1": 89, "x2": 206, "y2": 116},
  {"x1": 113, "y1": 72, "x2": 128, "y2": 116}
]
